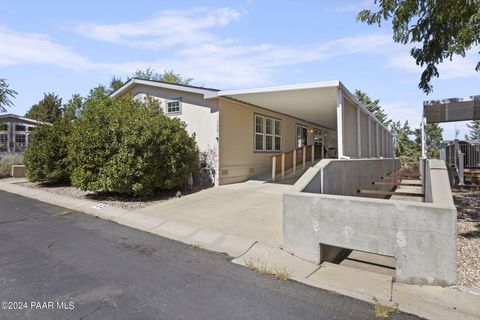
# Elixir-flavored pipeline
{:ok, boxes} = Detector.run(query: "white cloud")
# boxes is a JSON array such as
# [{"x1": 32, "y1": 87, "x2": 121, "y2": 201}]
[
  {"x1": 100, "y1": 33, "x2": 394, "y2": 88},
  {"x1": 387, "y1": 48, "x2": 480, "y2": 80},
  {"x1": 1, "y1": 4, "x2": 477, "y2": 90},
  {"x1": 73, "y1": 7, "x2": 243, "y2": 49},
  {"x1": 0, "y1": 26, "x2": 101, "y2": 71},
  {"x1": 383, "y1": 100, "x2": 422, "y2": 128}
]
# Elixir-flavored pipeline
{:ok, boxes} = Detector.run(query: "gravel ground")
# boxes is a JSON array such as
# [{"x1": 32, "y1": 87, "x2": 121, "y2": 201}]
[
  {"x1": 16, "y1": 181, "x2": 206, "y2": 211},
  {"x1": 452, "y1": 188, "x2": 480, "y2": 288}
]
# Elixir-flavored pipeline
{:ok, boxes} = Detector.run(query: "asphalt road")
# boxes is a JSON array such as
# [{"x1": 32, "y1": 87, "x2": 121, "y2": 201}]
[{"x1": 0, "y1": 190, "x2": 419, "y2": 320}]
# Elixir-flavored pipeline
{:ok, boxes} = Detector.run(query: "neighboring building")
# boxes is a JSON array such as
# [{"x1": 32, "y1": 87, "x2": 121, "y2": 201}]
[
  {"x1": 111, "y1": 78, "x2": 394, "y2": 185},
  {"x1": 0, "y1": 114, "x2": 48, "y2": 154}
]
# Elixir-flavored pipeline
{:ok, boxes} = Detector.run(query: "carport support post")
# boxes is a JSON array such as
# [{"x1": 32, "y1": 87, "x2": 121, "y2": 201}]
[
  {"x1": 421, "y1": 107, "x2": 427, "y2": 159},
  {"x1": 293, "y1": 149, "x2": 296, "y2": 174},
  {"x1": 12, "y1": 123, "x2": 16, "y2": 153},
  {"x1": 357, "y1": 108, "x2": 361, "y2": 157},
  {"x1": 272, "y1": 157, "x2": 276, "y2": 182},
  {"x1": 336, "y1": 88, "x2": 344, "y2": 158},
  {"x1": 303, "y1": 146, "x2": 306, "y2": 168},
  {"x1": 368, "y1": 118, "x2": 372, "y2": 157}
]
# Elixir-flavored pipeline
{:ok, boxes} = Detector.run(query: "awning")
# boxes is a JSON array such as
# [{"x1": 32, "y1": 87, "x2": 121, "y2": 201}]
[{"x1": 423, "y1": 96, "x2": 480, "y2": 124}]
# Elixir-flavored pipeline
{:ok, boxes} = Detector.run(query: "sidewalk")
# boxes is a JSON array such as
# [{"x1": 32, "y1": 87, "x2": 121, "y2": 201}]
[{"x1": 0, "y1": 178, "x2": 478, "y2": 320}]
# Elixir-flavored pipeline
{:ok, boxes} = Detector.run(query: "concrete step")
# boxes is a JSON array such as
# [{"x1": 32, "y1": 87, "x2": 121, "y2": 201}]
[
  {"x1": 340, "y1": 259, "x2": 395, "y2": 277},
  {"x1": 347, "y1": 250, "x2": 396, "y2": 268},
  {"x1": 305, "y1": 262, "x2": 393, "y2": 303}
]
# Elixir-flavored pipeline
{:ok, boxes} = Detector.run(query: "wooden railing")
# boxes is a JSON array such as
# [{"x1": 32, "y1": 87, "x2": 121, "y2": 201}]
[{"x1": 271, "y1": 144, "x2": 323, "y2": 182}]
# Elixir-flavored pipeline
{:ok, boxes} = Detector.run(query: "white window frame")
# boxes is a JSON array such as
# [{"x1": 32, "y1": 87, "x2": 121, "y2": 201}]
[
  {"x1": 254, "y1": 114, "x2": 282, "y2": 152},
  {"x1": 166, "y1": 100, "x2": 182, "y2": 115}
]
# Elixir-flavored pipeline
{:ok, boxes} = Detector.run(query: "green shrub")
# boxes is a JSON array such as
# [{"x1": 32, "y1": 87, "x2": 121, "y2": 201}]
[
  {"x1": 24, "y1": 121, "x2": 72, "y2": 184},
  {"x1": 0, "y1": 154, "x2": 23, "y2": 178},
  {"x1": 69, "y1": 96, "x2": 197, "y2": 196}
]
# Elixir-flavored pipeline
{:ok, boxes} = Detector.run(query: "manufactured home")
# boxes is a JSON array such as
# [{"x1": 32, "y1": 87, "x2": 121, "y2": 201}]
[
  {"x1": 111, "y1": 79, "x2": 394, "y2": 185},
  {"x1": 0, "y1": 114, "x2": 47, "y2": 155}
]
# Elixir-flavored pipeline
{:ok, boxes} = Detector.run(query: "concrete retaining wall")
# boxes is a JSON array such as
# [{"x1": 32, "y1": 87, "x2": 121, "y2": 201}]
[
  {"x1": 294, "y1": 158, "x2": 400, "y2": 195},
  {"x1": 283, "y1": 159, "x2": 457, "y2": 286}
]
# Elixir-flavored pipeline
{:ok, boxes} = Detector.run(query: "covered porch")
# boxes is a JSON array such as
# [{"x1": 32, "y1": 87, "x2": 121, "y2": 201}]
[{"x1": 214, "y1": 81, "x2": 393, "y2": 182}]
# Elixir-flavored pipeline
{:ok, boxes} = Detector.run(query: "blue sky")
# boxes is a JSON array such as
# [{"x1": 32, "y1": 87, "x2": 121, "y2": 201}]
[{"x1": 1, "y1": 0, "x2": 478, "y2": 138}]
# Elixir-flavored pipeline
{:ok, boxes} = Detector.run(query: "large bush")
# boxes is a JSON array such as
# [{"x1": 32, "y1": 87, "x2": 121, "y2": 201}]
[
  {"x1": 69, "y1": 96, "x2": 197, "y2": 196},
  {"x1": 24, "y1": 121, "x2": 71, "y2": 183}
]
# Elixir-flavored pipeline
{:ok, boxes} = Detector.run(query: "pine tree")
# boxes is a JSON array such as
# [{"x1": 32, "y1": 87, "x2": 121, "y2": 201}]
[
  {"x1": 390, "y1": 120, "x2": 419, "y2": 168},
  {"x1": 109, "y1": 76, "x2": 124, "y2": 93},
  {"x1": 25, "y1": 93, "x2": 62, "y2": 123},
  {"x1": 0, "y1": 79, "x2": 17, "y2": 113},
  {"x1": 354, "y1": 90, "x2": 391, "y2": 126},
  {"x1": 133, "y1": 68, "x2": 193, "y2": 85},
  {"x1": 414, "y1": 123, "x2": 444, "y2": 159}
]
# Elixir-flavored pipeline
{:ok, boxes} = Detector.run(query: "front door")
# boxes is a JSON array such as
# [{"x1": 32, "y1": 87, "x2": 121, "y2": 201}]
[{"x1": 296, "y1": 125, "x2": 308, "y2": 147}]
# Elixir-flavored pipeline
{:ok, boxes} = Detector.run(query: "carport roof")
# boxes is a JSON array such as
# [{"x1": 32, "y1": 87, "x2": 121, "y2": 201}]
[
  {"x1": 423, "y1": 95, "x2": 480, "y2": 124},
  {"x1": 207, "y1": 81, "x2": 388, "y2": 132}
]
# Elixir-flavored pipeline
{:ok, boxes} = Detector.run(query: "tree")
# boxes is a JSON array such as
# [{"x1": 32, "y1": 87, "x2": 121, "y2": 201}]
[
  {"x1": 24, "y1": 120, "x2": 72, "y2": 184},
  {"x1": 25, "y1": 92, "x2": 62, "y2": 123},
  {"x1": 69, "y1": 95, "x2": 198, "y2": 196},
  {"x1": 414, "y1": 123, "x2": 444, "y2": 158},
  {"x1": 0, "y1": 79, "x2": 18, "y2": 113},
  {"x1": 63, "y1": 94, "x2": 84, "y2": 120},
  {"x1": 354, "y1": 90, "x2": 391, "y2": 126},
  {"x1": 390, "y1": 120, "x2": 420, "y2": 168},
  {"x1": 357, "y1": 1, "x2": 480, "y2": 94},
  {"x1": 133, "y1": 67, "x2": 193, "y2": 85},
  {"x1": 109, "y1": 76, "x2": 124, "y2": 93},
  {"x1": 466, "y1": 120, "x2": 480, "y2": 140}
]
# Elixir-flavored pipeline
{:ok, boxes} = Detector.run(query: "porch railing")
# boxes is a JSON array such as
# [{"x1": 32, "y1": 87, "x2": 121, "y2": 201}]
[
  {"x1": 271, "y1": 144, "x2": 323, "y2": 182},
  {"x1": 440, "y1": 139, "x2": 480, "y2": 186}
]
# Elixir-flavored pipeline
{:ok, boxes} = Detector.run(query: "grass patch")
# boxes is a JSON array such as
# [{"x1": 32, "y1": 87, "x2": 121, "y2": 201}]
[
  {"x1": 258, "y1": 262, "x2": 273, "y2": 275},
  {"x1": 243, "y1": 258, "x2": 289, "y2": 280},
  {"x1": 190, "y1": 241, "x2": 202, "y2": 249},
  {"x1": 274, "y1": 266, "x2": 290, "y2": 280},
  {"x1": 244, "y1": 258, "x2": 258, "y2": 271},
  {"x1": 373, "y1": 298, "x2": 399, "y2": 318}
]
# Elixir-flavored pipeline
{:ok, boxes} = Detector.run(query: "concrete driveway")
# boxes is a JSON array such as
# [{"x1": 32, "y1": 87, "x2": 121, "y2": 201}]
[{"x1": 135, "y1": 181, "x2": 293, "y2": 246}]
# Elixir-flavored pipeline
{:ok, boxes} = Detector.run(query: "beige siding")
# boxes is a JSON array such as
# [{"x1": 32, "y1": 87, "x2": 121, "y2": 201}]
[{"x1": 218, "y1": 98, "x2": 336, "y2": 185}]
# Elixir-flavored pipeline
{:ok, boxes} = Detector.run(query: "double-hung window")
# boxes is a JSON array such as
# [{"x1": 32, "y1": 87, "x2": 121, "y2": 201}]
[
  {"x1": 166, "y1": 100, "x2": 181, "y2": 114},
  {"x1": 254, "y1": 114, "x2": 282, "y2": 152}
]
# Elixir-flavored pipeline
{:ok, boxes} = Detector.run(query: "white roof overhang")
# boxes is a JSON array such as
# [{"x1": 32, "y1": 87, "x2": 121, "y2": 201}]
[
  {"x1": 208, "y1": 81, "x2": 340, "y2": 131},
  {"x1": 109, "y1": 78, "x2": 219, "y2": 98},
  {"x1": 423, "y1": 95, "x2": 480, "y2": 124}
]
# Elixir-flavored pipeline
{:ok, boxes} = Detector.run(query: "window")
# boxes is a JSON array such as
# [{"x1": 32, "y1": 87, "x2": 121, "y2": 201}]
[
  {"x1": 0, "y1": 134, "x2": 7, "y2": 152},
  {"x1": 15, "y1": 134, "x2": 26, "y2": 152},
  {"x1": 254, "y1": 114, "x2": 282, "y2": 152},
  {"x1": 166, "y1": 100, "x2": 181, "y2": 114},
  {"x1": 15, "y1": 134, "x2": 26, "y2": 144},
  {"x1": 15, "y1": 125, "x2": 26, "y2": 131},
  {"x1": 314, "y1": 128, "x2": 323, "y2": 145}
]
